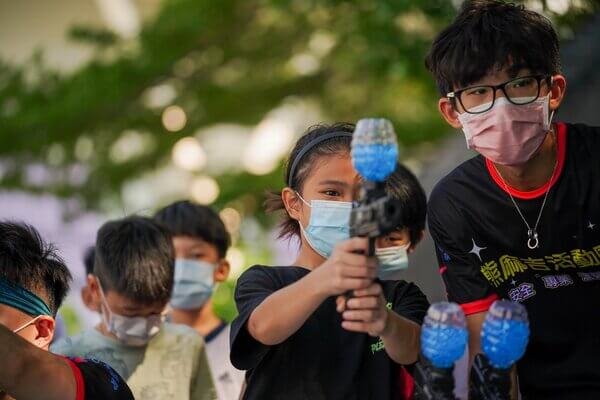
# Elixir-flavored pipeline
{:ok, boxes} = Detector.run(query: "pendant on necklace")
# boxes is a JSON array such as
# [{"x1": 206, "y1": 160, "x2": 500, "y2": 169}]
[{"x1": 527, "y1": 229, "x2": 539, "y2": 250}]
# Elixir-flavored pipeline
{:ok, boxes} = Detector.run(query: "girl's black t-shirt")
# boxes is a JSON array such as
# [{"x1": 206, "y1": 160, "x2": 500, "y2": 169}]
[
  {"x1": 230, "y1": 265, "x2": 429, "y2": 400},
  {"x1": 428, "y1": 122, "x2": 600, "y2": 399}
]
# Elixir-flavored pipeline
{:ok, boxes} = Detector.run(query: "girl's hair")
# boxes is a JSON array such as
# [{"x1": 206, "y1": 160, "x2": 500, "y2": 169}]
[{"x1": 264, "y1": 122, "x2": 354, "y2": 239}]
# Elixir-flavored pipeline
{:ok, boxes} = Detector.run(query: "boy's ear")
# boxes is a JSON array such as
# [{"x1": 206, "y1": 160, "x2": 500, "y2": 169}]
[
  {"x1": 214, "y1": 259, "x2": 230, "y2": 283},
  {"x1": 81, "y1": 286, "x2": 100, "y2": 313},
  {"x1": 87, "y1": 274, "x2": 101, "y2": 304},
  {"x1": 281, "y1": 188, "x2": 302, "y2": 222},
  {"x1": 33, "y1": 316, "x2": 55, "y2": 350},
  {"x1": 408, "y1": 230, "x2": 426, "y2": 255},
  {"x1": 438, "y1": 97, "x2": 463, "y2": 129},
  {"x1": 549, "y1": 74, "x2": 566, "y2": 112}
]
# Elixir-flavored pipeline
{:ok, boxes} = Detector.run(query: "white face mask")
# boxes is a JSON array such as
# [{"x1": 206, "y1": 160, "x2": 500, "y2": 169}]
[
  {"x1": 97, "y1": 280, "x2": 165, "y2": 347},
  {"x1": 376, "y1": 244, "x2": 410, "y2": 280}
]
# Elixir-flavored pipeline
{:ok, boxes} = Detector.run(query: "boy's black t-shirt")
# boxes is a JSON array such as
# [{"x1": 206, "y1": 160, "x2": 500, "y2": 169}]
[
  {"x1": 428, "y1": 123, "x2": 600, "y2": 399},
  {"x1": 64, "y1": 357, "x2": 134, "y2": 400},
  {"x1": 230, "y1": 265, "x2": 429, "y2": 400}
]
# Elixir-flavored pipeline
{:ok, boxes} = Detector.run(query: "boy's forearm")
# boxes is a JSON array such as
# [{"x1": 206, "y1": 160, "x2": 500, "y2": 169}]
[
  {"x1": 381, "y1": 310, "x2": 421, "y2": 365},
  {"x1": 248, "y1": 271, "x2": 329, "y2": 345},
  {"x1": 0, "y1": 325, "x2": 76, "y2": 400}
]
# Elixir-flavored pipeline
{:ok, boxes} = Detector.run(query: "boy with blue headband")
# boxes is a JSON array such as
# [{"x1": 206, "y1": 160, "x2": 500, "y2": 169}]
[{"x1": 0, "y1": 220, "x2": 134, "y2": 400}]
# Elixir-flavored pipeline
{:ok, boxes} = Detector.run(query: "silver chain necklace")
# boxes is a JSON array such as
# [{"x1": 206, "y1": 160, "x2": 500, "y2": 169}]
[{"x1": 493, "y1": 136, "x2": 558, "y2": 250}]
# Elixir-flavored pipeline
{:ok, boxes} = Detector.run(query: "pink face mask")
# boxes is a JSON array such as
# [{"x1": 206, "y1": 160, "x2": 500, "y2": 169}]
[{"x1": 458, "y1": 94, "x2": 554, "y2": 166}]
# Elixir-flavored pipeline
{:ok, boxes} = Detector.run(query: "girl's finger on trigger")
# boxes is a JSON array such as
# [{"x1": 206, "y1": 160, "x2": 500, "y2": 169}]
[
  {"x1": 353, "y1": 284, "x2": 380, "y2": 297},
  {"x1": 347, "y1": 296, "x2": 378, "y2": 309},
  {"x1": 336, "y1": 296, "x2": 347, "y2": 313}
]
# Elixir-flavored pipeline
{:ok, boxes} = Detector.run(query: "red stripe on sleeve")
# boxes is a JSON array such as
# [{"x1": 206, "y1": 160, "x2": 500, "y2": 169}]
[
  {"x1": 64, "y1": 357, "x2": 85, "y2": 400},
  {"x1": 459, "y1": 294, "x2": 499, "y2": 315},
  {"x1": 398, "y1": 366, "x2": 415, "y2": 399}
]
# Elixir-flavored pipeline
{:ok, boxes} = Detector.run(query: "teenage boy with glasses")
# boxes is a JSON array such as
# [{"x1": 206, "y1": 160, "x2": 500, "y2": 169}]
[{"x1": 425, "y1": 1, "x2": 600, "y2": 398}]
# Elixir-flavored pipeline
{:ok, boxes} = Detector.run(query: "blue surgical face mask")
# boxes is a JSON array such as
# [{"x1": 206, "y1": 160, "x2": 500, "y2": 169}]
[
  {"x1": 297, "y1": 193, "x2": 352, "y2": 258},
  {"x1": 170, "y1": 259, "x2": 215, "y2": 310},
  {"x1": 376, "y1": 244, "x2": 410, "y2": 280}
]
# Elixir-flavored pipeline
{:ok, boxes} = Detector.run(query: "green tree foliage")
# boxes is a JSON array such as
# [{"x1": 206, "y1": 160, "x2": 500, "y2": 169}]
[{"x1": 0, "y1": 0, "x2": 596, "y2": 213}]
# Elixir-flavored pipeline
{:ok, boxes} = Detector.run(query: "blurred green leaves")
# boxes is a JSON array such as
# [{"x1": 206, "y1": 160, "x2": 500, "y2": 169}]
[{"x1": 0, "y1": 0, "x2": 596, "y2": 215}]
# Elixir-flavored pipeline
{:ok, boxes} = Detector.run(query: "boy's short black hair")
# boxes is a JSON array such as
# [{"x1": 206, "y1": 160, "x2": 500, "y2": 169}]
[
  {"x1": 154, "y1": 200, "x2": 231, "y2": 258},
  {"x1": 425, "y1": 0, "x2": 561, "y2": 95},
  {"x1": 385, "y1": 164, "x2": 427, "y2": 245},
  {"x1": 95, "y1": 216, "x2": 174, "y2": 305},
  {"x1": 0, "y1": 221, "x2": 72, "y2": 316},
  {"x1": 83, "y1": 246, "x2": 95, "y2": 276}
]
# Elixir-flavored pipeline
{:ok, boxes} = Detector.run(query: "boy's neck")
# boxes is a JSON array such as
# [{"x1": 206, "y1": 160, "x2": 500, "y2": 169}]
[
  {"x1": 170, "y1": 300, "x2": 223, "y2": 337},
  {"x1": 493, "y1": 128, "x2": 558, "y2": 192},
  {"x1": 293, "y1": 237, "x2": 326, "y2": 270}
]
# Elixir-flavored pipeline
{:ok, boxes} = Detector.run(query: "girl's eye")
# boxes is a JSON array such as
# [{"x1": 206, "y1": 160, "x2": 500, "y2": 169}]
[{"x1": 323, "y1": 190, "x2": 340, "y2": 197}]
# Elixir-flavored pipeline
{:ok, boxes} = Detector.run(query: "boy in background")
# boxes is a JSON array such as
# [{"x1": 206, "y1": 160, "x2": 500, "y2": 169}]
[
  {"x1": 366, "y1": 162, "x2": 430, "y2": 400},
  {"x1": 155, "y1": 201, "x2": 244, "y2": 400},
  {"x1": 52, "y1": 216, "x2": 215, "y2": 400}
]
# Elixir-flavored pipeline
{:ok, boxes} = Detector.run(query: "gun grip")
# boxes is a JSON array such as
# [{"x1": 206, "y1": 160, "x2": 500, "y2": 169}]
[
  {"x1": 344, "y1": 237, "x2": 377, "y2": 302},
  {"x1": 469, "y1": 354, "x2": 512, "y2": 400}
]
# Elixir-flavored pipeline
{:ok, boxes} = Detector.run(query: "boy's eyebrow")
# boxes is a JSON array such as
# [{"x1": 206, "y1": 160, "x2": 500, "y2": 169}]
[
  {"x1": 467, "y1": 67, "x2": 531, "y2": 88},
  {"x1": 188, "y1": 243, "x2": 208, "y2": 251}
]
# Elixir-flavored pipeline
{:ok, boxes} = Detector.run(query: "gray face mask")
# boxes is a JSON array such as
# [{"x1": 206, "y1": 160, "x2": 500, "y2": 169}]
[
  {"x1": 101, "y1": 306, "x2": 164, "y2": 347},
  {"x1": 97, "y1": 279, "x2": 165, "y2": 346},
  {"x1": 376, "y1": 244, "x2": 410, "y2": 280}
]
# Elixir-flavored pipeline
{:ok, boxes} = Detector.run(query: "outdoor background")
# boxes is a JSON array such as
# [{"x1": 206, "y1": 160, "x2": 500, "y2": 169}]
[{"x1": 1, "y1": 0, "x2": 599, "y2": 334}]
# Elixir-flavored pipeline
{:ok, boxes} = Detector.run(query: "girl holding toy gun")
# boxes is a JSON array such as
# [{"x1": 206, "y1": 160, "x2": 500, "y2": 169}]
[{"x1": 230, "y1": 123, "x2": 430, "y2": 399}]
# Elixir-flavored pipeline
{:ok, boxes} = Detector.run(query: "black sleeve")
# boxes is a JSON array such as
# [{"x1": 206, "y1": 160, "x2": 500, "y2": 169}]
[
  {"x1": 567, "y1": 123, "x2": 600, "y2": 173},
  {"x1": 230, "y1": 265, "x2": 281, "y2": 371},
  {"x1": 387, "y1": 281, "x2": 430, "y2": 325},
  {"x1": 427, "y1": 185, "x2": 497, "y2": 314},
  {"x1": 65, "y1": 357, "x2": 134, "y2": 400}
]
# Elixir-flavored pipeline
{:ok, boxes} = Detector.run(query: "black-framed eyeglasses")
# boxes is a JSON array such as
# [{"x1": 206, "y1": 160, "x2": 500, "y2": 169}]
[{"x1": 447, "y1": 75, "x2": 552, "y2": 114}]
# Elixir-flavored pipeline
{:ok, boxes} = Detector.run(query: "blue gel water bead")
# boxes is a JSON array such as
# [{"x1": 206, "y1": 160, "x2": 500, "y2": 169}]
[
  {"x1": 421, "y1": 302, "x2": 468, "y2": 368},
  {"x1": 481, "y1": 300, "x2": 530, "y2": 369},
  {"x1": 352, "y1": 118, "x2": 399, "y2": 182},
  {"x1": 352, "y1": 143, "x2": 398, "y2": 181}
]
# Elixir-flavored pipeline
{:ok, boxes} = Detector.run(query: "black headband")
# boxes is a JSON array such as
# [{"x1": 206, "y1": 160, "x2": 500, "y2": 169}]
[{"x1": 287, "y1": 131, "x2": 353, "y2": 188}]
